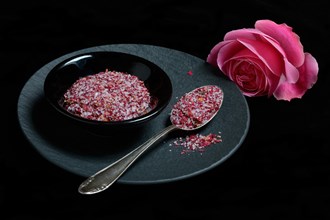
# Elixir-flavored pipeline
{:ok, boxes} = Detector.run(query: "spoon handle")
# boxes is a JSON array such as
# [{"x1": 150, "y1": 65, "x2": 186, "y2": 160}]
[{"x1": 78, "y1": 124, "x2": 177, "y2": 194}]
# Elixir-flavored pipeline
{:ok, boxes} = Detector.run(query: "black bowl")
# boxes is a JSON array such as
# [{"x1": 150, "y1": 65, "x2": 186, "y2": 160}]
[{"x1": 43, "y1": 51, "x2": 172, "y2": 135}]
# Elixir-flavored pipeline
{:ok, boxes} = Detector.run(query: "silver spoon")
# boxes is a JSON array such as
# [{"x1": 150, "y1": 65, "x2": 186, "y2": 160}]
[{"x1": 78, "y1": 85, "x2": 224, "y2": 194}]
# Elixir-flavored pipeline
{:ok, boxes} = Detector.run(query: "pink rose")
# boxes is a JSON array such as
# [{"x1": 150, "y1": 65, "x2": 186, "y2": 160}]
[{"x1": 206, "y1": 19, "x2": 318, "y2": 101}]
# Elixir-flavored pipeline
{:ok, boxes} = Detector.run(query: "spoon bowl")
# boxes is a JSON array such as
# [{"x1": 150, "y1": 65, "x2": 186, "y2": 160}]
[
  {"x1": 170, "y1": 85, "x2": 224, "y2": 130},
  {"x1": 78, "y1": 85, "x2": 224, "y2": 194}
]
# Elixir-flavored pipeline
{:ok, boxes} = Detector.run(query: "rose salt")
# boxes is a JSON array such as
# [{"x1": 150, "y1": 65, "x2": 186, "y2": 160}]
[
  {"x1": 170, "y1": 85, "x2": 224, "y2": 130},
  {"x1": 169, "y1": 85, "x2": 224, "y2": 154},
  {"x1": 172, "y1": 132, "x2": 222, "y2": 154},
  {"x1": 63, "y1": 69, "x2": 151, "y2": 122}
]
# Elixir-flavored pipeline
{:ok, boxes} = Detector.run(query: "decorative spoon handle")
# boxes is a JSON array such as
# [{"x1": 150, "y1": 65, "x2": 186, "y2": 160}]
[{"x1": 78, "y1": 125, "x2": 177, "y2": 194}]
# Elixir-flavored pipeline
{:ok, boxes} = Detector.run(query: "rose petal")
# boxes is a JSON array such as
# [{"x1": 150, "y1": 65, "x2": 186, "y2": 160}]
[
  {"x1": 206, "y1": 41, "x2": 232, "y2": 66},
  {"x1": 255, "y1": 19, "x2": 305, "y2": 67},
  {"x1": 224, "y1": 58, "x2": 268, "y2": 97},
  {"x1": 217, "y1": 40, "x2": 245, "y2": 70},
  {"x1": 223, "y1": 55, "x2": 280, "y2": 96},
  {"x1": 236, "y1": 38, "x2": 284, "y2": 76},
  {"x1": 283, "y1": 58, "x2": 300, "y2": 83},
  {"x1": 223, "y1": 28, "x2": 289, "y2": 60},
  {"x1": 273, "y1": 53, "x2": 318, "y2": 101},
  {"x1": 224, "y1": 28, "x2": 264, "y2": 41},
  {"x1": 300, "y1": 53, "x2": 319, "y2": 89}
]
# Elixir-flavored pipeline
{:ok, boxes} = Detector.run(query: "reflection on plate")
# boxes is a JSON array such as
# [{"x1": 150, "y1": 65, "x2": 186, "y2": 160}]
[{"x1": 17, "y1": 44, "x2": 250, "y2": 184}]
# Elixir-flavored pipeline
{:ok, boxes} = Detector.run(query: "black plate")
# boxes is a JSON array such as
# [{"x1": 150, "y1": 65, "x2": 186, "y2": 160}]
[{"x1": 18, "y1": 44, "x2": 250, "y2": 184}]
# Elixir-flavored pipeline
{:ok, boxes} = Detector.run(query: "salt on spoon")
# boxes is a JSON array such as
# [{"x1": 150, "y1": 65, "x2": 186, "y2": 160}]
[{"x1": 78, "y1": 85, "x2": 224, "y2": 195}]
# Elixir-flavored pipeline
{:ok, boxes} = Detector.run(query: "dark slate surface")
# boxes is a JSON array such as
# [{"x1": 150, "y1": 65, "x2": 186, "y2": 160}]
[{"x1": 1, "y1": 0, "x2": 329, "y2": 219}]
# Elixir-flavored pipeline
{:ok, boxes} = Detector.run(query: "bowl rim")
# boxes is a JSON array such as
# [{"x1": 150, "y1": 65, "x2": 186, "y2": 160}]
[{"x1": 43, "y1": 51, "x2": 173, "y2": 126}]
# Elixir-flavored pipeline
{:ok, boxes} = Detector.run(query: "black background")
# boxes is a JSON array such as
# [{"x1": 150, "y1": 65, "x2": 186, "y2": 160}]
[{"x1": 1, "y1": 0, "x2": 329, "y2": 219}]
